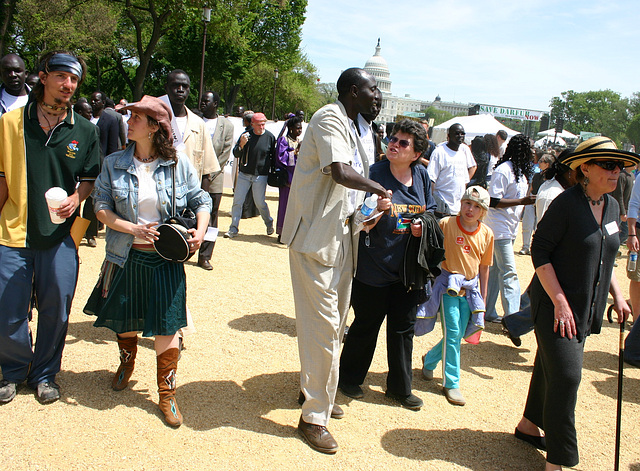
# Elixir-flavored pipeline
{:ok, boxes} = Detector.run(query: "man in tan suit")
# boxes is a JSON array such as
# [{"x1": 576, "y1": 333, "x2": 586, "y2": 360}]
[
  {"x1": 160, "y1": 70, "x2": 219, "y2": 182},
  {"x1": 281, "y1": 68, "x2": 389, "y2": 454},
  {"x1": 198, "y1": 90, "x2": 234, "y2": 270}
]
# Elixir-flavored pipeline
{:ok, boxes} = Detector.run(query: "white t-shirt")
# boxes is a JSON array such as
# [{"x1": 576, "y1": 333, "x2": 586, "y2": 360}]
[
  {"x1": 426, "y1": 142, "x2": 476, "y2": 214},
  {"x1": 535, "y1": 177, "x2": 564, "y2": 225},
  {"x1": 347, "y1": 117, "x2": 366, "y2": 215},
  {"x1": 357, "y1": 114, "x2": 376, "y2": 167},
  {"x1": 203, "y1": 116, "x2": 218, "y2": 140},
  {"x1": 484, "y1": 160, "x2": 529, "y2": 240},
  {"x1": 133, "y1": 158, "x2": 161, "y2": 244},
  {"x1": 1, "y1": 90, "x2": 28, "y2": 112}
]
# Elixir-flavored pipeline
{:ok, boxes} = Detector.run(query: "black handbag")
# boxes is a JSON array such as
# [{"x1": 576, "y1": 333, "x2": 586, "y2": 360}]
[
  {"x1": 267, "y1": 124, "x2": 289, "y2": 188},
  {"x1": 267, "y1": 165, "x2": 287, "y2": 187},
  {"x1": 153, "y1": 163, "x2": 197, "y2": 262}
]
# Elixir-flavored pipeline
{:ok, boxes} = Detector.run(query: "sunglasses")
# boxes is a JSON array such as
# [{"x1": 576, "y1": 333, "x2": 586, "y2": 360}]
[
  {"x1": 590, "y1": 160, "x2": 624, "y2": 171},
  {"x1": 389, "y1": 136, "x2": 412, "y2": 148}
]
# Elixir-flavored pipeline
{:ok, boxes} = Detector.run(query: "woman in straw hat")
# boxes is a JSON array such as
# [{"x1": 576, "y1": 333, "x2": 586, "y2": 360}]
[
  {"x1": 83, "y1": 95, "x2": 211, "y2": 428},
  {"x1": 514, "y1": 136, "x2": 634, "y2": 469}
]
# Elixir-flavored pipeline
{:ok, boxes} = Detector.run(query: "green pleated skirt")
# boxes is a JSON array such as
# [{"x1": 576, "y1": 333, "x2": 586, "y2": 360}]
[{"x1": 84, "y1": 248, "x2": 187, "y2": 337}]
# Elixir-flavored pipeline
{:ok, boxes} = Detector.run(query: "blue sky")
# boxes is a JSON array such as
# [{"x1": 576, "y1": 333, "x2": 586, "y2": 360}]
[{"x1": 300, "y1": 0, "x2": 640, "y2": 112}]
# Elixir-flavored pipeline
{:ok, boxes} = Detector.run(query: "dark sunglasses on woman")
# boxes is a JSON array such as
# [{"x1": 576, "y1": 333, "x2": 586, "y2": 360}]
[
  {"x1": 590, "y1": 160, "x2": 625, "y2": 171},
  {"x1": 389, "y1": 136, "x2": 411, "y2": 148}
]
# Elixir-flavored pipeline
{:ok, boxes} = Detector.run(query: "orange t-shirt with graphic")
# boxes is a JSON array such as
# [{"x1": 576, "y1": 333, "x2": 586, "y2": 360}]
[{"x1": 440, "y1": 215, "x2": 494, "y2": 280}]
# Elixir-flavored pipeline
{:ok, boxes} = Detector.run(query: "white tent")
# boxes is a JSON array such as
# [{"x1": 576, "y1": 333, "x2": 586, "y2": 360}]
[
  {"x1": 535, "y1": 136, "x2": 566, "y2": 148},
  {"x1": 431, "y1": 114, "x2": 518, "y2": 144},
  {"x1": 537, "y1": 128, "x2": 578, "y2": 140}
]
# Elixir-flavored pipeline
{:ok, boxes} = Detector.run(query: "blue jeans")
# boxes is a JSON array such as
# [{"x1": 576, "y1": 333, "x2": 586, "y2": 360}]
[
  {"x1": 0, "y1": 236, "x2": 78, "y2": 386},
  {"x1": 229, "y1": 172, "x2": 273, "y2": 235},
  {"x1": 423, "y1": 294, "x2": 471, "y2": 389},
  {"x1": 486, "y1": 238, "x2": 521, "y2": 320}
]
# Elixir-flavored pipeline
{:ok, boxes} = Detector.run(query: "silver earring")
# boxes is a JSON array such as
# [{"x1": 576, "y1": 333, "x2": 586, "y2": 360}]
[
  {"x1": 148, "y1": 132, "x2": 152, "y2": 141},
  {"x1": 583, "y1": 176, "x2": 590, "y2": 186}
]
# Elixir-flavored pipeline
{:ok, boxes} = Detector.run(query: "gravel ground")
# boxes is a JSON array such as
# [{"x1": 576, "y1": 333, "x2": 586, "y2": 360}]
[{"x1": 1, "y1": 191, "x2": 639, "y2": 470}]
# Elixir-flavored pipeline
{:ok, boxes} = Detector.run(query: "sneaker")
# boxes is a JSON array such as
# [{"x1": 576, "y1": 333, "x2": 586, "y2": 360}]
[
  {"x1": 338, "y1": 382, "x2": 364, "y2": 399},
  {"x1": 0, "y1": 380, "x2": 17, "y2": 403},
  {"x1": 385, "y1": 391, "x2": 423, "y2": 410},
  {"x1": 443, "y1": 387, "x2": 466, "y2": 406},
  {"x1": 266, "y1": 225, "x2": 275, "y2": 236},
  {"x1": 518, "y1": 248, "x2": 530, "y2": 255},
  {"x1": 36, "y1": 381, "x2": 60, "y2": 404},
  {"x1": 224, "y1": 231, "x2": 237, "y2": 239},
  {"x1": 421, "y1": 354, "x2": 434, "y2": 380}
]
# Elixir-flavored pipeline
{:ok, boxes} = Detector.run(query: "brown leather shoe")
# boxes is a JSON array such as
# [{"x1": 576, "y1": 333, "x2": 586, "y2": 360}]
[
  {"x1": 298, "y1": 391, "x2": 344, "y2": 419},
  {"x1": 198, "y1": 259, "x2": 213, "y2": 271},
  {"x1": 298, "y1": 417, "x2": 338, "y2": 454}
]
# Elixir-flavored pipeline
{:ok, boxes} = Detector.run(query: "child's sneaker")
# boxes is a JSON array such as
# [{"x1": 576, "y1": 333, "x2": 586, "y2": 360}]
[
  {"x1": 443, "y1": 387, "x2": 466, "y2": 406},
  {"x1": 421, "y1": 354, "x2": 434, "y2": 380}
]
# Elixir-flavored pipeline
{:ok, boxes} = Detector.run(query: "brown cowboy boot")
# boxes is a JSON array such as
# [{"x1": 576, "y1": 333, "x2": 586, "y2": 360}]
[
  {"x1": 112, "y1": 335, "x2": 138, "y2": 391},
  {"x1": 157, "y1": 348, "x2": 183, "y2": 427}
]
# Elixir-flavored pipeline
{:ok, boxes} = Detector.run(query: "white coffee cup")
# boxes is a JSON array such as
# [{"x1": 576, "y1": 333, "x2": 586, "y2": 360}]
[{"x1": 44, "y1": 187, "x2": 68, "y2": 224}]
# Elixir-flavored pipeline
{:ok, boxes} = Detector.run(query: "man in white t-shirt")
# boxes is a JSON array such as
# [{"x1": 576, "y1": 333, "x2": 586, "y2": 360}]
[
  {"x1": 0, "y1": 54, "x2": 30, "y2": 116},
  {"x1": 426, "y1": 123, "x2": 476, "y2": 215}
]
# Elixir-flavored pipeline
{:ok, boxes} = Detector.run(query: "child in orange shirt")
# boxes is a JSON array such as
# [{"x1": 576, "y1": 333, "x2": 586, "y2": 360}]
[{"x1": 421, "y1": 186, "x2": 494, "y2": 406}]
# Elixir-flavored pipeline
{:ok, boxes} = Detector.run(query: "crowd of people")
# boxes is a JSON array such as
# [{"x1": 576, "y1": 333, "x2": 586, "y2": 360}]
[{"x1": 0, "y1": 51, "x2": 637, "y2": 470}]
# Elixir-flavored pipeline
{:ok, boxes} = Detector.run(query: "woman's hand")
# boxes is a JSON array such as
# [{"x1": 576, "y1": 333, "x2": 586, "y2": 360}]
[
  {"x1": 187, "y1": 228, "x2": 205, "y2": 253},
  {"x1": 410, "y1": 221, "x2": 422, "y2": 237},
  {"x1": 553, "y1": 300, "x2": 577, "y2": 339},
  {"x1": 130, "y1": 222, "x2": 160, "y2": 242}
]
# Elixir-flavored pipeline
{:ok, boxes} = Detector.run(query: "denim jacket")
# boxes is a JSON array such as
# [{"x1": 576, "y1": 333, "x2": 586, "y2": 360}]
[{"x1": 92, "y1": 143, "x2": 212, "y2": 267}]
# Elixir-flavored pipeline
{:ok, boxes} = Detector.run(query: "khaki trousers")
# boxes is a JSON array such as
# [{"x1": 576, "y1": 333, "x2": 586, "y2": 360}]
[{"x1": 289, "y1": 246, "x2": 353, "y2": 426}]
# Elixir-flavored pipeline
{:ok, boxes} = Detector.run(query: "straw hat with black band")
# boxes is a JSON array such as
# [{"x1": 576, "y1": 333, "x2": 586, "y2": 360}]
[{"x1": 563, "y1": 136, "x2": 640, "y2": 170}]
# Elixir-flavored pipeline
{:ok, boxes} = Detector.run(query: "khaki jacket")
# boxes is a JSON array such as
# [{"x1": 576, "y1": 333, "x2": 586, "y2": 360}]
[{"x1": 281, "y1": 101, "x2": 370, "y2": 269}]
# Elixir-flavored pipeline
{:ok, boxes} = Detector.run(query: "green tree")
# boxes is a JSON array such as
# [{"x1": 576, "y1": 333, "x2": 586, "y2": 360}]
[
  {"x1": 420, "y1": 106, "x2": 456, "y2": 126},
  {"x1": 550, "y1": 90, "x2": 630, "y2": 144},
  {"x1": 316, "y1": 82, "x2": 337, "y2": 106},
  {"x1": 11, "y1": 0, "x2": 118, "y2": 75},
  {"x1": 0, "y1": 0, "x2": 18, "y2": 56},
  {"x1": 627, "y1": 114, "x2": 640, "y2": 151},
  {"x1": 237, "y1": 55, "x2": 320, "y2": 119}
]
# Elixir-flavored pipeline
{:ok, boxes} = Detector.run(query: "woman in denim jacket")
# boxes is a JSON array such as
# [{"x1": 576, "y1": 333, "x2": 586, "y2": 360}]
[{"x1": 84, "y1": 96, "x2": 211, "y2": 428}]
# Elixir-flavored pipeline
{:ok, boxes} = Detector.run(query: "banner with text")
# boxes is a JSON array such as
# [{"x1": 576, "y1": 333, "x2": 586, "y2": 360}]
[{"x1": 478, "y1": 105, "x2": 544, "y2": 122}]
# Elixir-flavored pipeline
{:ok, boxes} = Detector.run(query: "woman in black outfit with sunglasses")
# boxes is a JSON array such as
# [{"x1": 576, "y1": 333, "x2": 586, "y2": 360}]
[
  {"x1": 514, "y1": 136, "x2": 634, "y2": 470},
  {"x1": 338, "y1": 119, "x2": 436, "y2": 410}
]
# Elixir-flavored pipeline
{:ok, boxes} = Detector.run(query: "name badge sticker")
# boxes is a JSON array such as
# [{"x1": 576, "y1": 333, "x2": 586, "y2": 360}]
[{"x1": 605, "y1": 221, "x2": 619, "y2": 235}]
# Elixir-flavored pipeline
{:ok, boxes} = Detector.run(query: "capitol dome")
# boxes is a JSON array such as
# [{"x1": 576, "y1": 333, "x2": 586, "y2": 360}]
[{"x1": 364, "y1": 39, "x2": 391, "y2": 94}]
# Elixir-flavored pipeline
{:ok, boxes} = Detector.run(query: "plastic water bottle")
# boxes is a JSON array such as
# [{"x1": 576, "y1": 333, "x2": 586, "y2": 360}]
[
  {"x1": 360, "y1": 194, "x2": 378, "y2": 218},
  {"x1": 629, "y1": 251, "x2": 638, "y2": 272}
]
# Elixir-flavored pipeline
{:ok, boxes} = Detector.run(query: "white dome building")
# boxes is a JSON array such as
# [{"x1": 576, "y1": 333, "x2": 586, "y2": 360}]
[
  {"x1": 364, "y1": 39, "x2": 392, "y2": 95},
  {"x1": 363, "y1": 40, "x2": 469, "y2": 125}
]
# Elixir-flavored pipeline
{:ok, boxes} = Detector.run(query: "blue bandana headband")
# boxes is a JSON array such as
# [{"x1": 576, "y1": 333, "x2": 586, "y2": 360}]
[{"x1": 45, "y1": 53, "x2": 83, "y2": 79}]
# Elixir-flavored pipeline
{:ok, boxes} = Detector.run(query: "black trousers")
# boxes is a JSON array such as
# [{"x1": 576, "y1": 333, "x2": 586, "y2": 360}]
[
  {"x1": 199, "y1": 193, "x2": 223, "y2": 261},
  {"x1": 523, "y1": 308, "x2": 584, "y2": 467},
  {"x1": 82, "y1": 196, "x2": 98, "y2": 239},
  {"x1": 339, "y1": 278, "x2": 419, "y2": 396}
]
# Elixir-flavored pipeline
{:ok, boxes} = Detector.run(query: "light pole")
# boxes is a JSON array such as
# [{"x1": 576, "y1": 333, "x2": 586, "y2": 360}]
[
  {"x1": 198, "y1": 5, "x2": 212, "y2": 104},
  {"x1": 271, "y1": 68, "x2": 279, "y2": 120}
]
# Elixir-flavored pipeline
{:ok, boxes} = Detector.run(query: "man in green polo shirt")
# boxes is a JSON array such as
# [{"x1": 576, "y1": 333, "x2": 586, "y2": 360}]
[{"x1": 0, "y1": 51, "x2": 100, "y2": 404}]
